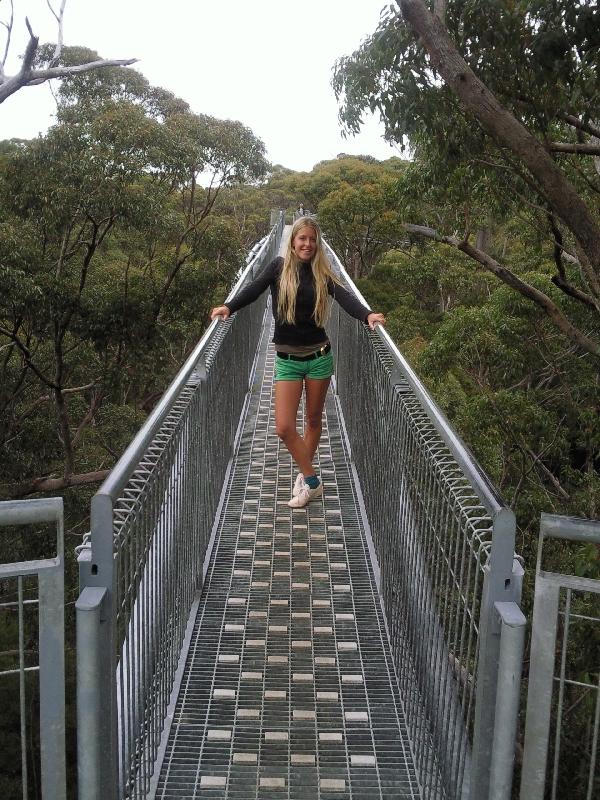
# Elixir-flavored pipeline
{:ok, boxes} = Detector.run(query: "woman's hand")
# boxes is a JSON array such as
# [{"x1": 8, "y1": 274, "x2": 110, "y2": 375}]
[
  {"x1": 210, "y1": 305, "x2": 230, "y2": 321},
  {"x1": 367, "y1": 312, "x2": 386, "y2": 330}
]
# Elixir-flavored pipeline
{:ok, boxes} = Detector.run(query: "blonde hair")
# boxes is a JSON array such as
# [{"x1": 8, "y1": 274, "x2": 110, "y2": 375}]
[{"x1": 277, "y1": 217, "x2": 341, "y2": 327}]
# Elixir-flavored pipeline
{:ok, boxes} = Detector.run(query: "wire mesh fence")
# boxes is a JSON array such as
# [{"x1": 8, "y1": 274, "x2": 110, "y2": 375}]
[
  {"x1": 326, "y1": 248, "x2": 522, "y2": 800},
  {"x1": 520, "y1": 515, "x2": 600, "y2": 800},
  {"x1": 0, "y1": 498, "x2": 65, "y2": 800},
  {"x1": 77, "y1": 217, "x2": 284, "y2": 800}
]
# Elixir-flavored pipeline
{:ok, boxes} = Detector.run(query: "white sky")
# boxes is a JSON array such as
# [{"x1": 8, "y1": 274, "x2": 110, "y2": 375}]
[{"x1": 1, "y1": 0, "x2": 400, "y2": 172}]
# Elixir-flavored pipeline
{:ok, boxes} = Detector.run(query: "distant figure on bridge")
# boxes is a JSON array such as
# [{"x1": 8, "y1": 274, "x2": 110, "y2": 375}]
[
  {"x1": 298, "y1": 204, "x2": 304, "y2": 216},
  {"x1": 211, "y1": 217, "x2": 386, "y2": 507}
]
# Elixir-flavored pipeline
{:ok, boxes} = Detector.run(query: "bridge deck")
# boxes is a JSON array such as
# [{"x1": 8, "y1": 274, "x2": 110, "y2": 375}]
[{"x1": 153, "y1": 311, "x2": 422, "y2": 799}]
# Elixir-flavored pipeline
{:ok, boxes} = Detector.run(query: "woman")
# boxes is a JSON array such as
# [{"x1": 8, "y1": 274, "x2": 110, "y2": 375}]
[{"x1": 210, "y1": 217, "x2": 385, "y2": 508}]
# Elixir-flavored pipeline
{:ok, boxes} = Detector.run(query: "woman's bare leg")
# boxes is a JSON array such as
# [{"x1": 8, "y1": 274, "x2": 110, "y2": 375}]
[
  {"x1": 303, "y1": 377, "x2": 331, "y2": 462},
  {"x1": 274, "y1": 379, "x2": 314, "y2": 476}
]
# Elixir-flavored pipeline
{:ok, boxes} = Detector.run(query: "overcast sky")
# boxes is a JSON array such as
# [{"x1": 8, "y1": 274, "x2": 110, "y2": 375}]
[{"x1": 1, "y1": 0, "x2": 400, "y2": 172}]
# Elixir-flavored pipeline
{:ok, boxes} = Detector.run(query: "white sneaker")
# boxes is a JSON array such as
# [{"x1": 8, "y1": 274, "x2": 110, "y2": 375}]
[
  {"x1": 288, "y1": 481, "x2": 323, "y2": 508},
  {"x1": 292, "y1": 473, "x2": 305, "y2": 497}
]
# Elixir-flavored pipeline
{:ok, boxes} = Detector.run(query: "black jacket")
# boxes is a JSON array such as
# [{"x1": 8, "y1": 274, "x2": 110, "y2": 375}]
[{"x1": 225, "y1": 257, "x2": 370, "y2": 346}]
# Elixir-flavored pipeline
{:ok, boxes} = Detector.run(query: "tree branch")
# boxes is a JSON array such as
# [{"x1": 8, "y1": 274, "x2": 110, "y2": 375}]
[
  {"x1": 397, "y1": 0, "x2": 600, "y2": 281},
  {"x1": 46, "y1": 0, "x2": 66, "y2": 65},
  {"x1": 433, "y1": 0, "x2": 447, "y2": 22},
  {"x1": 72, "y1": 391, "x2": 102, "y2": 449},
  {"x1": 549, "y1": 142, "x2": 600, "y2": 156},
  {"x1": 547, "y1": 214, "x2": 600, "y2": 311},
  {"x1": 1, "y1": 0, "x2": 14, "y2": 75},
  {"x1": 562, "y1": 114, "x2": 600, "y2": 140},
  {"x1": 0, "y1": 15, "x2": 137, "y2": 105},
  {"x1": 1, "y1": 469, "x2": 111, "y2": 499},
  {"x1": 0, "y1": 324, "x2": 57, "y2": 387},
  {"x1": 404, "y1": 224, "x2": 600, "y2": 359}
]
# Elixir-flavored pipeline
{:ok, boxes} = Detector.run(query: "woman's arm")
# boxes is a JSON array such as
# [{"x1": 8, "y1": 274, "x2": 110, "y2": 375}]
[
  {"x1": 328, "y1": 281, "x2": 386, "y2": 329},
  {"x1": 211, "y1": 257, "x2": 280, "y2": 320}
]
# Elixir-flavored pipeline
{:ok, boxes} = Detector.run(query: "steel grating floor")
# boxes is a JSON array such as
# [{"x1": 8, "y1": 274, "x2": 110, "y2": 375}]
[{"x1": 154, "y1": 314, "x2": 422, "y2": 799}]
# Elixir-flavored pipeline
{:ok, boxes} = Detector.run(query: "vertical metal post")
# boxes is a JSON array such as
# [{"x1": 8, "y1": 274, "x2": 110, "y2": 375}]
[
  {"x1": 38, "y1": 564, "x2": 66, "y2": 800},
  {"x1": 520, "y1": 514, "x2": 600, "y2": 800},
  {"x1": 489, "y1": 602, "x2": 526, "y2": 800},
  {"x1": 519, "y1": 579, "x2": 560, "y2": 799},
  {"x1": 76, "y1": 586, "x2": 110, "y2": 800},
  {"x1": 77, "y1": 493, "x2": 118, "y2": 800},
  {"x1": 18, "y1": 576, "x2": 28, "y2": 800},
  {"x1": 470, "y1": 507, "x2": 519, "y2": 800}
]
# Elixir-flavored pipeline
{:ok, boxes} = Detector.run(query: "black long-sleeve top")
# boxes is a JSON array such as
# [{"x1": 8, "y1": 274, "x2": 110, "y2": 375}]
[{"x1": 225, "y1": 257, "x2": 371, "y2": 347}]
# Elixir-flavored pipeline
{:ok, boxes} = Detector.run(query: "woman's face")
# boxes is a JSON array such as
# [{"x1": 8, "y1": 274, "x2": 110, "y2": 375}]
[{"x1": 292, "y1": 226, "x2": 317, "y2": 262}]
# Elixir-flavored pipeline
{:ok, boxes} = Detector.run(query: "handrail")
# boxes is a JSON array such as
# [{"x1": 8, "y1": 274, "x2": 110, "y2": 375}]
[
  {"x1": 332, "y1": 257, "x2": 505, "y2": 516},
  {"x1": 0, "y1": 498, "x2": 66, "y2": 800},
  {"x1": 98, "y1": 227, "x2": 279, "y2": 504},
  {"x1": 325, "y1": 242, "x2": 522, "y2": 800},
  {"x1": 77, "y1": 212, "x2": 284, "y2": 800}
]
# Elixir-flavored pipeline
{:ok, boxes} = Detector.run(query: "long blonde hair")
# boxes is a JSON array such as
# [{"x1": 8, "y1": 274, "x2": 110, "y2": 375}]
[{"x1": 277, "y1": 217, "x2": 341, "y2": 327}]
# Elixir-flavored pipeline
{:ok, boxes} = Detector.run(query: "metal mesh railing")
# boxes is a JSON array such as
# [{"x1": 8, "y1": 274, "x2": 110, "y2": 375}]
[
  {"x1": 520, "y1": 514, "x2": 600, "y2": 800},
  {"x1": 325, "y1": 248, "x2": 523, "y2": 800},
  {"x1": 76, "y1": 221, "x2": 524, "y2": 800},
  {"x1": 76, "y1": 214, "x2": 284, "y2": 800},
  {"x1": 0, "y1": 498, "x2": 66, "y2": 800}
]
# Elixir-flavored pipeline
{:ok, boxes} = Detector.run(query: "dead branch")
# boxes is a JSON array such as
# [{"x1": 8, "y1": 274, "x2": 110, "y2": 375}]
[
  {"x1": 46, "y1": 0, "x2": 66, "y2": 66},
  {"x1": 0, "y1": 9, "x2": 137, "y2": 105},
  {"x1": 0, "y1": 0, "x2": 14, "y2": 76},
  {"x1": 1, "y1": 469, "x2": 111, "y2": 499},
  {"x1": 549, "y1": 142, "x2": 600, "y2": 156}
]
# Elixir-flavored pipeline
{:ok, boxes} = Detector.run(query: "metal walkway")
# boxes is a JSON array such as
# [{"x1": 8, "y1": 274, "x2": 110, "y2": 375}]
[
  {"x1": 153, "y1": 315, "x2": 421, "y2": 798},
  {"x1": 70, "y1": 216, "x2": 530, "y2": 800},
  {"x1": 3, "y1": 214, "x2": 599, "y2": 800}
]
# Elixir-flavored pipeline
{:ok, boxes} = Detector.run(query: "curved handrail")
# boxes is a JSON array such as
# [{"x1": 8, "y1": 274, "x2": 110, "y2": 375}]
[
  {"x1": 97, "y1": 222, "x2": 281, "y2": 503},
  {"x1": 328, "y1": 248, "x2": 506, "y2": 517}
]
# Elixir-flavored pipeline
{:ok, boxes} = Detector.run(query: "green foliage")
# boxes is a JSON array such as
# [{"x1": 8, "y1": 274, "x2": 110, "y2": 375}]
[
  {"x1": 0, "y1": 56, "x2": 275, "y2": 798},
  {"x1": 260, "y1": 155, "x2": 411, "y2": 277},
  {"x1": 0, "y1": 63, "x2": 271, "y2": 502},
  {"x1": 334, "y1": 1, "x2": 600, "y2": 362}
]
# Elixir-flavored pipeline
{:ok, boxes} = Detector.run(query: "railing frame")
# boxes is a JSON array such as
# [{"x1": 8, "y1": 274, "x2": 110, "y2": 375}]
[
  {"x1": 520, "y1": 513, "x2": 600, "y2": 800},
  {"x1": 76, "y1": 214, "x2": 284, "y2": 800},
  {"x1": 0, "y1": 497, "x2": 66, "y2": 800},
  {"x1": 325, "y1": 247, "x2": 524, "y2": 800},
  {"x1": 73, "y1": 219, "x2": 526, "y2": 799}
]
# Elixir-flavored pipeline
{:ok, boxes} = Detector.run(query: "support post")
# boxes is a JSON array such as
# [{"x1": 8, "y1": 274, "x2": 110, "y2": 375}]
[
  {"x1": 76, "y1": 586, "x2": 114, "y2": 800},
  {"x1": 470, "y1": 507, "x2": 519, "y2": 799},
  {"x1": 77, "y1": 492, "x2": 118, "y2": 800},
  {"x1": 489, "y1": 602, "x2": 526, "y2": 800},
  {"x1": 38, "y1": 564, "x2": 66, "y2": 800}
]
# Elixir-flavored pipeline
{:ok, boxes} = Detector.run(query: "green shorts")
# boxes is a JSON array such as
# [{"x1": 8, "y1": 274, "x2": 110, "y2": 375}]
[{"x1": 275, "y1": 350, "x2": 334, "y2": 382}]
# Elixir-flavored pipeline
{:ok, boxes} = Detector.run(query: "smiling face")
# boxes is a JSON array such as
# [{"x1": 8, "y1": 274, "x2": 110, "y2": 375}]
[{"x1": 292, "y1": 225, "x2": 317, "y2": 262}]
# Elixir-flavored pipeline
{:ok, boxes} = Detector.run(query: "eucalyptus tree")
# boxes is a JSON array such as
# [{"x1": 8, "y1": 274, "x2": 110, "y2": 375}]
[
  {"x1": 334, "y1": 0, "x2": 600, "y2": 358},
  {"x1": 0, "y1": 64, "x2": 269, "y2": 498},
  {"x1": 311, "y1": 157, "x2": 408, "y2": 278}
]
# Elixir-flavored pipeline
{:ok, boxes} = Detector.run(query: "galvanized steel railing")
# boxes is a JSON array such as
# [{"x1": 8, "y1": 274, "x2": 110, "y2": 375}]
[
  {"x1": 0, "y1": 498, "x2": 66, "y2": 800},
  {"x1": 325, "y1": 247, "x2": 524, "y2": 800},
  {"x1": 520, "y1": 514, "x2": 600, "y2": 800},
  {"x1": 76, "y1": 213, "x2": 284, "y2": 800}
]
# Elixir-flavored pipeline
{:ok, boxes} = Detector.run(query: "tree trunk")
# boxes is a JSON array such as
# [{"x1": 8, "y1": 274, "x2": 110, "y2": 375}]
[{"x1": 398, "y1": 0, "x2": 600, "y2": 293}]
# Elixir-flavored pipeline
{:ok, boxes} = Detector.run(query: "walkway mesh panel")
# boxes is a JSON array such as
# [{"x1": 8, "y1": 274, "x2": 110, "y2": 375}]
[{"x1": 154, "y1": 315, "x2": 423, "y2": 799}]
